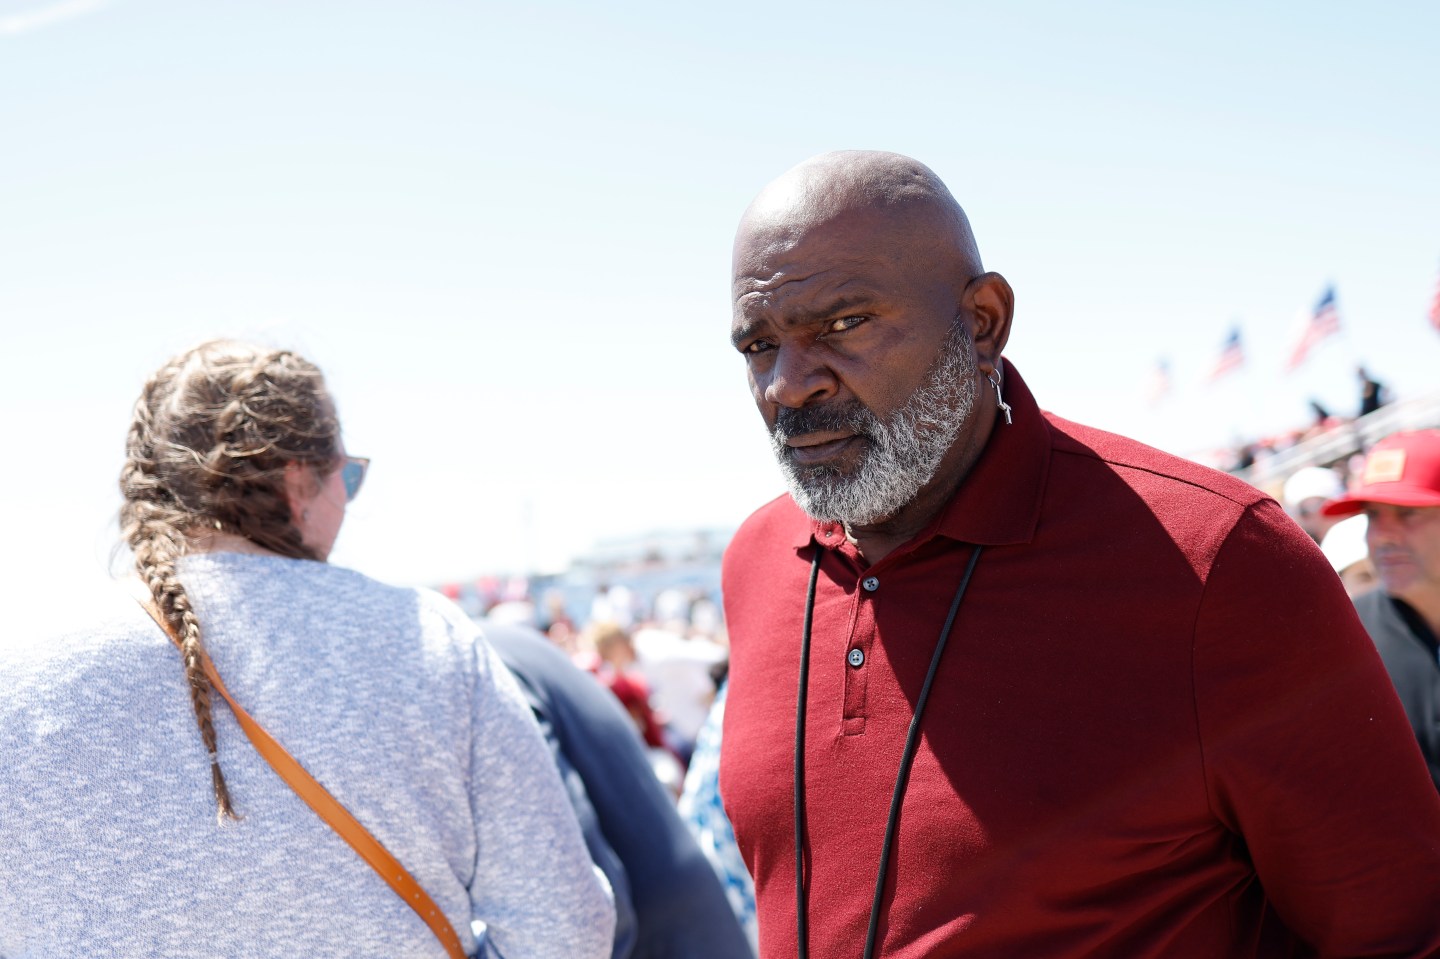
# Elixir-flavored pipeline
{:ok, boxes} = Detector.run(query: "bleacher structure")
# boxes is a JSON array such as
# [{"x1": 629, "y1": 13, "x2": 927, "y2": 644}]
[{"x1": 1237, "y1": 391, "x2": 1440, "y2": 489}]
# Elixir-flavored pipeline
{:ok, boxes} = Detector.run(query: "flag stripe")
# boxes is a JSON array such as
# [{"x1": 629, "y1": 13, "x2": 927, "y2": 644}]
[
  {"x1": 1287, "y1": 286, "x2": 1341, "y2": 370},
  {"x1": 1208, "y1": 329, "x2": 1244, "y2": 382}
]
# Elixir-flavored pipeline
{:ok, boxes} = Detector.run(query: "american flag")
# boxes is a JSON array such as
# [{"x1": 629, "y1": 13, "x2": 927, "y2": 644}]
[
  {"x1": 1207, "y1": 328, "x2": 1244, "y2": 382},
  {"x1": 1286, "y1": 286, "x2": 1341, "y2": 371}
]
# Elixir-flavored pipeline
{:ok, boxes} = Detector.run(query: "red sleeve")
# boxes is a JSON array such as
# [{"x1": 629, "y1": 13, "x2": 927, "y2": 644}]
[{"x1": 1195, "y1": 499, "x2": 1440, "y2": 956}]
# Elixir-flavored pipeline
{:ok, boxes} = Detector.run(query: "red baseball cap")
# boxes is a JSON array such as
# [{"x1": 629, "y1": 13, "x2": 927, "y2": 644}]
[{"x1": 1322, "y1": 430, "x2": 1440, "y2": 517}]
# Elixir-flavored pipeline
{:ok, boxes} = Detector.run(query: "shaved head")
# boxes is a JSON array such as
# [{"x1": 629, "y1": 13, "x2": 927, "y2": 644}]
[
  {"x1": 729, "y1": 150, "x2": 1014, "y2": 545},
  {"x1": 734, "y1": 150, "x2": 984, "y2": 291}
]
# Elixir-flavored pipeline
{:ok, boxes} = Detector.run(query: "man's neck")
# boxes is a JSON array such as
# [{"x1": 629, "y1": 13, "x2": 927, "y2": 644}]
[
  {"x1": 843, "y1": 413, "x2": 996, "y2": 565},
  {"x1": 1393, "y1": 588, "x2": 1440, "y2": 643},
  {"x1": 844, "y1": 490, "x2": 954, "y2": 565}
]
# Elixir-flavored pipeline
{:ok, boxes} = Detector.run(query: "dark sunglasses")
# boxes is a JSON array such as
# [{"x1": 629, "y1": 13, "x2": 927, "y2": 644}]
[{"x1": 340, "y1": 456, "x2": 370, "y2": 501}]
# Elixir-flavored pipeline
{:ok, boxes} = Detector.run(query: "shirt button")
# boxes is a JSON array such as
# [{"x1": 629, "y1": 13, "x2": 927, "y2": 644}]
[
  {"x1": 862, "y1": 576, "x2": 880, "y2": 592},
  {"x1": 847, "y1": 648, "x2": 865, "y2": 668}
]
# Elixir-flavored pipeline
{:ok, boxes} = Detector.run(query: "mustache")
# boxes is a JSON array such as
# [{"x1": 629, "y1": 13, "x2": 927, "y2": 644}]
[{"x1": 772, "y1": 401, "x2": 876, "y2": 442}]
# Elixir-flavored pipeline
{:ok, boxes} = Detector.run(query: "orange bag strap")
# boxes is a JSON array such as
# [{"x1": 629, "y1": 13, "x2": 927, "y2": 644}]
[{"x1": 134, "y1": 592, "x2": 467, "y2": 959}]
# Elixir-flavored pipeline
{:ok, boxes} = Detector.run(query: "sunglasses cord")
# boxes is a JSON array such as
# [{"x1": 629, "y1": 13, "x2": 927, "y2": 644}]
[{"x1": 794, "y1": 544, "x2": 984, "y2": 959}]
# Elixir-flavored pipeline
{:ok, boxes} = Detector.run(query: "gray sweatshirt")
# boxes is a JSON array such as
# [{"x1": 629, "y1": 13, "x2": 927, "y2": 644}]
[{"x1": 0, "y1": 552, "x2": 614, "y2": 958}]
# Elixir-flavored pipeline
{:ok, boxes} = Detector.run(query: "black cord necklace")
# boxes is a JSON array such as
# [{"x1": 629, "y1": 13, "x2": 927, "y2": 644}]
[{"x1": 794, "y1": 543, "x2": 984, "y2": 959}]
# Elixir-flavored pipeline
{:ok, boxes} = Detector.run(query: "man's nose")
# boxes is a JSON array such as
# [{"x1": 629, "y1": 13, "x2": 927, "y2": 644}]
[
  {"x1": 760, "y1": 345, "x2": 838, "y2": 409},
  {"x1": 1366, "y1": 512, "x2": 1402, "y2": 549}
]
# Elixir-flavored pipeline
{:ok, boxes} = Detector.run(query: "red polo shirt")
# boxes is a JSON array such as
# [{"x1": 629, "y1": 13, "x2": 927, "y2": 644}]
[{"x1": 720, "y1": 362, "x2": 1440, "y2": 958}]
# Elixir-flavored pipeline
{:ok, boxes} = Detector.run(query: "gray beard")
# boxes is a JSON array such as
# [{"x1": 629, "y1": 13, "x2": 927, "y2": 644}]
[{"x1": 769, "y1": 322, "x2": 979, "y2": 527}]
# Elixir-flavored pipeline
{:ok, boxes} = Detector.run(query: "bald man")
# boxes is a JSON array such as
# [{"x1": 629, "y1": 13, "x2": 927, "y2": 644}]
[{"x1": 719, "y1": 151, "x2": 1440, "y2": 959}]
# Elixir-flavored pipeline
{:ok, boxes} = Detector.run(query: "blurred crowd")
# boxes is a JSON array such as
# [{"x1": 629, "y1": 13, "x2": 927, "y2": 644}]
[
  {"x1": 444, "y1": 576, "x2": 759, "y2": 954},
  {"x1": 440, "y1": 580, "x2": 730, "y2": 788},
  {"x1": 1216, "y1": 365, "x2": 1390, "y2": 473}
]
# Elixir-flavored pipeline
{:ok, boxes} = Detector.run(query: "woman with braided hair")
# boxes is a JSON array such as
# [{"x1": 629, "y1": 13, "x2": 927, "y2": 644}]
[{"x1": 0, "y1": 340, "x2": 614, "y2": 959}]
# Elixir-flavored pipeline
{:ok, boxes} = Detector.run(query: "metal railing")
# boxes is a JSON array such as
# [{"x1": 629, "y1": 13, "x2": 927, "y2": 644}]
[{"x1": 1237, "y1": 391, "x2": 1440, "y2": 488}]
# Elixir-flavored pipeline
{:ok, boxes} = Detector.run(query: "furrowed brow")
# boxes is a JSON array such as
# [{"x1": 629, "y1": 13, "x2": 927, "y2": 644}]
[
  {"x1": 812, "y1": 294, "x2": 874, "y2": 318},
  {"x1": 730, "y1": 292, "x2": 878, "y2": 348},
  {"x1": 730, "y1": 320, "x2": 764, "y2": 348}
]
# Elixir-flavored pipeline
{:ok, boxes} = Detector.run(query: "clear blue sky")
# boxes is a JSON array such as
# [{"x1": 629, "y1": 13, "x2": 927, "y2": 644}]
[{"x1": 3, "y1": 0, "x2": 1437, "y2": 632}]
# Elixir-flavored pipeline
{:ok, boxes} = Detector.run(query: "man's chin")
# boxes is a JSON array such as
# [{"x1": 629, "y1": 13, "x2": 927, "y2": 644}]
[
  {"x1": 1377, "y1": 565, "x2": 1421, "y2": 599},
  {"x1": 787, "y1": 479, "x2": 888, "y2": 527},
  {"x1": 785, "y1": 478, "x2": 845, "y2": 520}
]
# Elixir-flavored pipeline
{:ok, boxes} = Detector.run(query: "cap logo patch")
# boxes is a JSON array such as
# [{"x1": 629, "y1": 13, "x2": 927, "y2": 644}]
[{"x1": 1363, "y1": 449, "x2": 1407, "y2": 485}]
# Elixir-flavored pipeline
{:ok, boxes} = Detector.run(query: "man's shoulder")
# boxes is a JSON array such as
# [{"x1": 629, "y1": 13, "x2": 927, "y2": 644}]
[{"x1": 1042, "y1": 411, "x2": 1266, "y2": 511}]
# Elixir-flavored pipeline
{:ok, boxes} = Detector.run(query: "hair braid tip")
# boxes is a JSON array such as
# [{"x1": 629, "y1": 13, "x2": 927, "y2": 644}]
[{"x1": 211, "y1": 759, "x2": 242, "y2": 824}]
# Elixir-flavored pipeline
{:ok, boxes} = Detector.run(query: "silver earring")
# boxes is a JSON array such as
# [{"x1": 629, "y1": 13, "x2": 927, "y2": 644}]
[{"x1": 988, "y1": 368, "x2": 1013, "y2": 425}]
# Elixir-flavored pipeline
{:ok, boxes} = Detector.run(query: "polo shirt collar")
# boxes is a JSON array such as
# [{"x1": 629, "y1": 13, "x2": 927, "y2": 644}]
[{"x1": 789, "y1": 358, "x2": 1049, "y2": 551}]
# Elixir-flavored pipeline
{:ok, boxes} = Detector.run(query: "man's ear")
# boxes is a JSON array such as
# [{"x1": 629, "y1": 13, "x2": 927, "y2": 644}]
[{"x1": 962, "y1": 272, "x2": 1014, "y2": 374}]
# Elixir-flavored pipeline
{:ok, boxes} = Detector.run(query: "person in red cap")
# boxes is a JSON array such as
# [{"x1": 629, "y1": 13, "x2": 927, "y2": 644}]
[{"x1": 1323, "y1": 429, "x2": 1440, "y2": 788}]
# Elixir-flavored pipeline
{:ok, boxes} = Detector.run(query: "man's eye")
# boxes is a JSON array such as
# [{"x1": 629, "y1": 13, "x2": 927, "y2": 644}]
[
  {"x1": 743, "y1": 340, "x2": 774, "y2": 355},
  {"x1": 826, "y1": 315, "x2": 867, "y2": 334}
]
